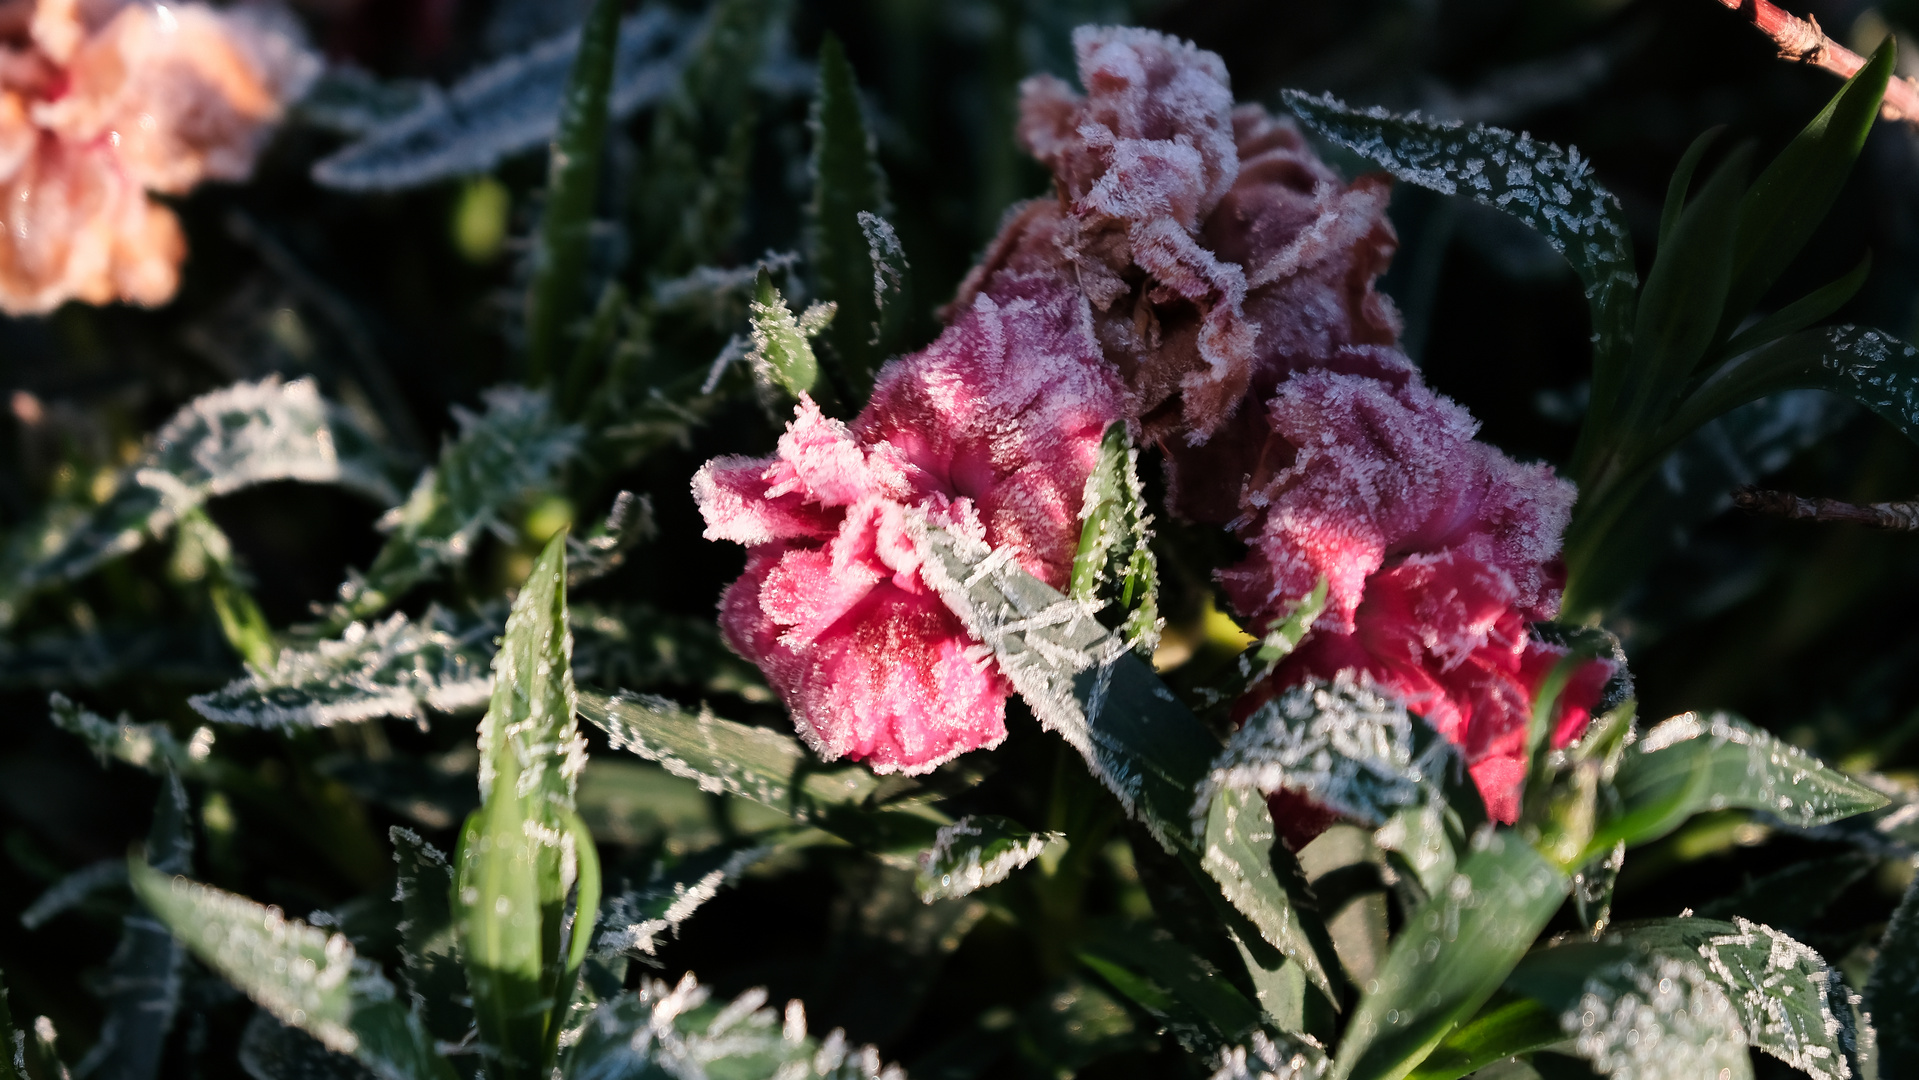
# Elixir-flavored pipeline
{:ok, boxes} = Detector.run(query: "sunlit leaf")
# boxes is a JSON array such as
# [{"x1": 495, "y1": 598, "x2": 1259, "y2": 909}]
[
  {"x1": 127, "y1": 860, "x2": 451, "y2": 1080},
  {"x1": 1402, "y1": 994, "x2": 1562, "y2": 1080},
  {"x1": 746, "y1": 268, "x2": 833, "y2": 400},
  {"x1": 17, "y1": 378, "x2": 397, "y2": 600},
  {"x1": 190, "y1": 607, "x2": 493, "y2": 729},
  {"x1": 1069, "y1": 422, "x2": 1160, "y2": 653},
  {"x1": 311, "y1": 8, "x2": 691, "y2": 191},
  {"x1": 1866, "y1": 871, "x2": 1919, "y2": 1076},
  {"x1": 1211, "y1": 1030, "x2": 1331, "y2": 1080},
  {"x1": 1331, "y1": 831, "x2": 1570, "y2": 1080},
  {"x1": 915, "y1": 815, "x2": 1062, "y2": 902},
  {"x1": 1593, "y1": 711, "x2": 1886, "y2": 853},
  {"x1": 1508, "y1": 943, "x2": 1752, "y2": 1080}
]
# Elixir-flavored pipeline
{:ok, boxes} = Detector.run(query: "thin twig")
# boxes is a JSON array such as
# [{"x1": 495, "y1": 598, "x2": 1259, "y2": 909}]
[
  {"x1": 1734, "y1": 485, "x2": 1919, "y2": 529},
  {"x1": 1710, "y1": 0, "x2": 1919, "y2": 122}
]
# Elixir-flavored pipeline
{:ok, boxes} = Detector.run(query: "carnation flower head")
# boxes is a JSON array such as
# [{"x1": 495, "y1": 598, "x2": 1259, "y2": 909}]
[
  {"x1": 0, "y1": 0, "x2": 317, "y2": 313},
  {"x1": 694, "y1": 275, "x2": 1125, "y2": 774}
]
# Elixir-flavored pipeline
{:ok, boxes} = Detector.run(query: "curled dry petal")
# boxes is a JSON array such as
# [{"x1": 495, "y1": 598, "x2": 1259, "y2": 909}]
[
  {"x1": 0, "y1": 0, "x2": 317, "y2": 314},
  {"x1": 694, "y1": 276, "x2": 1124, "y2": 774}
]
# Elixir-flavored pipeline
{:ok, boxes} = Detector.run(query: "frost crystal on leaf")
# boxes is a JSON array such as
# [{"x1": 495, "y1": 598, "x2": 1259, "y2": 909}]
[
  {"x1": 49, "y1": 692, "x2": 209, "y2": 776},
  {"x1": 188, "y1": 607, "x2": 494, "y2": 729},
  {"x1": 915, "y1": 816, "x2": 1063, "y2": 902},
  {"x1": 310, "y1": 8, "x2": 692, "y2": 191},
  {"x1": 1699, "y1": 918, "x2": 1853, "y2": 1080},
  {"x1": 22, "y1": 377, "x2": 396, "y2": 595},
  {"x1": 1563, "y1": 956, "x2": 1749, "y2": 1080},
  {"x1": 594, "y1": 842, "x2": 782, "y2": 957},
  {"x1": 1209, "y1": 1031, "x2": 1329, "y2": 1080},
  {"x1": 1193, "y1": 673, "x2": 1453, "y2": 830}
]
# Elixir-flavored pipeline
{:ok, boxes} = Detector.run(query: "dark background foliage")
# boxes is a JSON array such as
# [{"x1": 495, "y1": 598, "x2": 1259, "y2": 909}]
[{"x1": 2, "y1": 1, "x2": 1915, "y2": 1076}]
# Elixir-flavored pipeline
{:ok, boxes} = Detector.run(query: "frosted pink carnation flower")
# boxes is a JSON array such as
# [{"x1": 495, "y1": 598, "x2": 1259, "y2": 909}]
[
  {"x1": 694, "y1": 276, "x2": 1125, "y2": 774},
  {"x1": 0, "y1": 0, "x2": 317, "y2": 313}
]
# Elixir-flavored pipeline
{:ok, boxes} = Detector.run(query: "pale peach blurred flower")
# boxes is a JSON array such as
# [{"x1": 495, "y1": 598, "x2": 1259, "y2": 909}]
[{"x1": 0, "y1": 0, "x2": 317, "y2": 314}]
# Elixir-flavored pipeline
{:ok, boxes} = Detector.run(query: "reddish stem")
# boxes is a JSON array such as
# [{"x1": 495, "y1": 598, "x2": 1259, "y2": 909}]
[{"x1": 1711, "y1": 0, "x2": 1919, "y2": 121}]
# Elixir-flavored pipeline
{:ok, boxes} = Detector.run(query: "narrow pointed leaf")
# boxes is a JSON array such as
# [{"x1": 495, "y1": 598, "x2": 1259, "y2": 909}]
[
  {"x1": 74, "y1": 775, "x2": 191, "y2": 1080},
  {"x1": 311, "y1": 9, "x2": 692, "y2": 192},
  {"x1": 1664, "y1": 324, "x2": 1919, "y2": 457},
  {"x1": 1283, "y1": 91, "x2": 1636, "y2": 429},
  {"x1": 1720, "y1": 252, "x2": 1871, "y2": 361},
  {"x1": 1866, "y1": 871, "x2": 1919, "y2": 1075},
  {"x1": 1332, "y1": 831, "x2": 1570, "y2": 1080},
  {"x1": 809, "y1": 32, "x2": 892, "y2": 398},
  {"x1": 1079, "y1": 927, "x2": 1264, "y2": 1056},
  {"x1": 1593, "y1": 711, "x2": 1886, "y2": 852},
  {"x1": 18, "y1": 378, "x2": 397, "y2": 598},
  {"x1": 1405, "y1": 995, "x2": 1565, "y2": 1080},
  {"x1": 388, "y1": 829, "x2": 467, "y2": 1045},
  {"x1": 1721, "y1": 39, "x2": 1892, "y2": 338},
  {"x1": 916, "y1": 816, "x2": 1062, "y2": 902},
  {"x1": 127, "y1": 860, "x2": 451, "y2": 1080},
  {"x1": 524, "y1": 0, "x2": 621, "y2": 386},
  {"x1": 1657, "y1": 126, "x2": 1723, "y2": 251}
]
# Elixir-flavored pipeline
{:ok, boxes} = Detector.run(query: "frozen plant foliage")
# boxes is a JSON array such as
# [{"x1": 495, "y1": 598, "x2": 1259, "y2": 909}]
[
  {"x1": 0, "y1": 0, "x2": 318, "y2": 312},
  {"x1": 1209, "y1": 1031, "x2": 1329, "y2": 1080},
  {"x1": 188, "y1": 607, "x2": 494, "y2": 729},
  {"x1": 566, "y1": 973, "x2": 904, "y2": 1080},
  {"x1": 22, "y1": 377, "x2": 396, "y2": 594},
  {"x1": 694, "y1": 275, "x2": 1124, "y2": 774},
  {"x1": 1193, "y1": 673, "x2": 1454, "y2": 830},
  {"x1": 310, "y1": 7, "x2": 691, "y2": 192},
  {"x1": 594, "y1": 842, "x2": 780, "y2": 957},
  {"x1": 1563, "y1": 956, "x2": 1750, "y2": 1079},
  {"x1": 49, "y1": 692, "x2": 211, "y2": 776},
  {"x1": 1699, "y1": 918, "x2": 1853, "y2": 1080},
  {"x1": 1634, "y1": 712, "x2": 1887, "y2": 826},
  {"x1": 916, "y1": 815, "x2": 1063, "y2": 901}
]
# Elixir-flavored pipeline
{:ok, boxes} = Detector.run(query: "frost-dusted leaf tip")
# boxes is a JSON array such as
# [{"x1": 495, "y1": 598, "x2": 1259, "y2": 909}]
[{"x1": 915, "y1": 816, "x2": 1061, "y2": 902}]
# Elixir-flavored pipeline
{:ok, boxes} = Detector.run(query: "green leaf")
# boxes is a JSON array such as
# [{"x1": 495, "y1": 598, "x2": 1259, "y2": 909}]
[
  {"x1": 388, "y1": 828, "x2": 468, "y2": 1046},
  {"x1": 910, "y1": 518, "x2": 1344, "y2": 1005},
  {"x1": 524, "y1": 0, "x2": 620, "y2": 388},
  {"x1": 1694, "y1": 850, "x2": 1875, "y2": 926},
  {"x1": 1212, "y1": 1031, "x2": 1332, "y2": 1080},
  {"x1": 1197, "y1": 786, "x2": 1344, "y2": 998},
  {"x1": 1068, "y1": 422, "x2": 1160, "y2": 652},
  {"x1": 1624, "y1": 143, "x2": 1749, "y2": 430},
  {"x1": 49, "y1": 693, "x2": 207, "y2": 778},
  {"x1": 1282, "y1": 90, "x2": 1637, "y2": 433},
  {"x1": 747, "y1": 268, "x2": 834, "y2": 400},
  {"x1": 566, "y1": 974, "x2": 901, "y2": 1080},
  {"x1": 127, "y1": 859, "x2": 452, "y2": 1080},
  {"x1": 1593, "y1": 711, "x2": 1887, "y2": 853},
  {"x1": 1332, "y1": 831, "x2": 1570, "y2": 1080},
  {"x1": 310, "y1": 9, "x2": 692, "y2": 191},
  {"x1": 1657, "y1": 126, "x2": 1723, "y2": 252},
  {"x1": 1078, "y1": 926, "x2": 1265, "y2": 1056},
  {"x1": 809, "y1": 32, "x2": 894, "y2": 399},
  {"x1": 915, "y1": 815, "x2": 1063, "y2": 901},
  {"x1": 1662, "y1": 324, "x2": 1919, "y2": 455},
  {"x1": 1719, "y1": 252, "x2": 1871, "y2": 361},
  {"x1": 1866, "y1": 870, "x2": 1919, "y2": 1076},
  {"x1": 454, "y1": 534, "x2": 595, "y2": 1079},
  {"x1": 190, "y1": 607, "x2": 493, "y2": 729},
  {"x1": 327, "y1": 387, "x2": 582, "y2": 629},
  {"x1": 16, "y1": 378, "x2": 398, "y2": 601},
  {"x1": 1720, "y1": 39, "x2": 1893, "y2": 341},
  {"x1": 74, "y1": 775, "x2": 192, "y2": 1080},
  {"x1": 1404, "y1": 994, "x2": 1564, "y2": 1080}
]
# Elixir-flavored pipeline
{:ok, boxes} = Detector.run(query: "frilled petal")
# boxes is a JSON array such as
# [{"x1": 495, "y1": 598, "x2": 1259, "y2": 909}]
[{"x1": 0, "y1": 132, "x2": 181, "y2": 313}]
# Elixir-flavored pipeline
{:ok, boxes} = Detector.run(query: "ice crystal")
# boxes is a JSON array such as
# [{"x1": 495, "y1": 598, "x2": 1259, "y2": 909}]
[
  {"x1": 24, "y1": 377, "x2": 396, "y2": 592},
  {"x1": 189, "y1": 607, "x2": 494, "y2": 729},
  {"x1": 1563, "y1": 956, "x2": 1749, "y2": 1079},
  {"x1": 694, "y1": 275, "x2": 1123, "y2": 774},
  {"x1": 915, "y1": 816, "x2": 1063, "y2": 901},
  {"x1": 858, "y1": 211, "x2": 908, "y2": 323},
  {"x1": 310, "y1": 7, "x2": 691, "y2": 192},
  {"x1": 1194, "y1": 673, "x2": 1454, "y2": 830},
  {"x1": 594, "y1": 843, "x2": 780, "y2": 957},
  {"x1": 1699, "y1": 918, "x2": 1852, "y2": 1080},
  {"x1": 0, "y1": 0, "x2": 317, "y2": 312},
  {"x1": 567, "y1": 973, "x2": 904, "y2": 1080}
]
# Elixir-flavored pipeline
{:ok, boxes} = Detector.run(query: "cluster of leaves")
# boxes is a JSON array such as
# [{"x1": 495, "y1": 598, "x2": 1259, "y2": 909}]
[{"x1": 6, "y1": 4, "x2": 1919, "y2": 1080}]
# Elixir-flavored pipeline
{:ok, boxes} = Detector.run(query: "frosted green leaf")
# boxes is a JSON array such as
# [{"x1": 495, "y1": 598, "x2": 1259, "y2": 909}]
[
  {"x1": 747, "y1": 269, "x2": 833, "y2": 399},
  {"x1": 1598, "y1": 711, "x2": 1887, "y2": 851},
  {"x1": 915, "y1": 816, "x2": 1062, "y2": 902},
  {"x1": 127, "y1": 861, "x2": 451, "y2": 1080},
  {"x1": 594, "y1": 838, "x2": 793, "y2": 957},
  {"x1": 1558, "y1": 955, "x2": 1752, "y2": 1080},
  {"x1": 50, "y1": 693, "x2": 212, "y2": 778},
  {"x1": 311, "y1": 8, "x2": 691, "y2": 191},
  {"x1": 1195, "y1": 787, "x2": 1340, "y2": 1004},
  {"x1": 1665, "y1": 325, "x2": 1919, "y2": 454},
  {"x1": 566, "y1": 973, "x2": 905, "y2": 1080},
  {"x1": 1069, "y1": 423, "x2": 1160, "y2": 653},
  {"x1": 298, "y1": 66, "x2": 436, "y2": 137},
  {"x1": 1077, "y1": 927, "x2": 1264, "y2": 1056},
  {"x1": 18, "y1": 378, "x2": 398, "y2": 597},
  {"x1": 327, "y1": 386, "x2": 582, "y2": 627},
  {"x1": 1283, "y1": 90, "x2": 1636, "y2": 408},
  {"x1": 387, "y1": 829, "x2": 466, "y2": 1045},
  {"x1": 1209, "y1": 1031, "x2": 1329, "y2": 1080},
  {"x1": 566, "y1": 491, "x2": 654, "y2": 587},
  {"x1": 189, "y1": 607, "x2": 493, "y2": 729},
  {"x1": 1866, "y1": 872, "x2": 1919, "y2": 1075}
]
